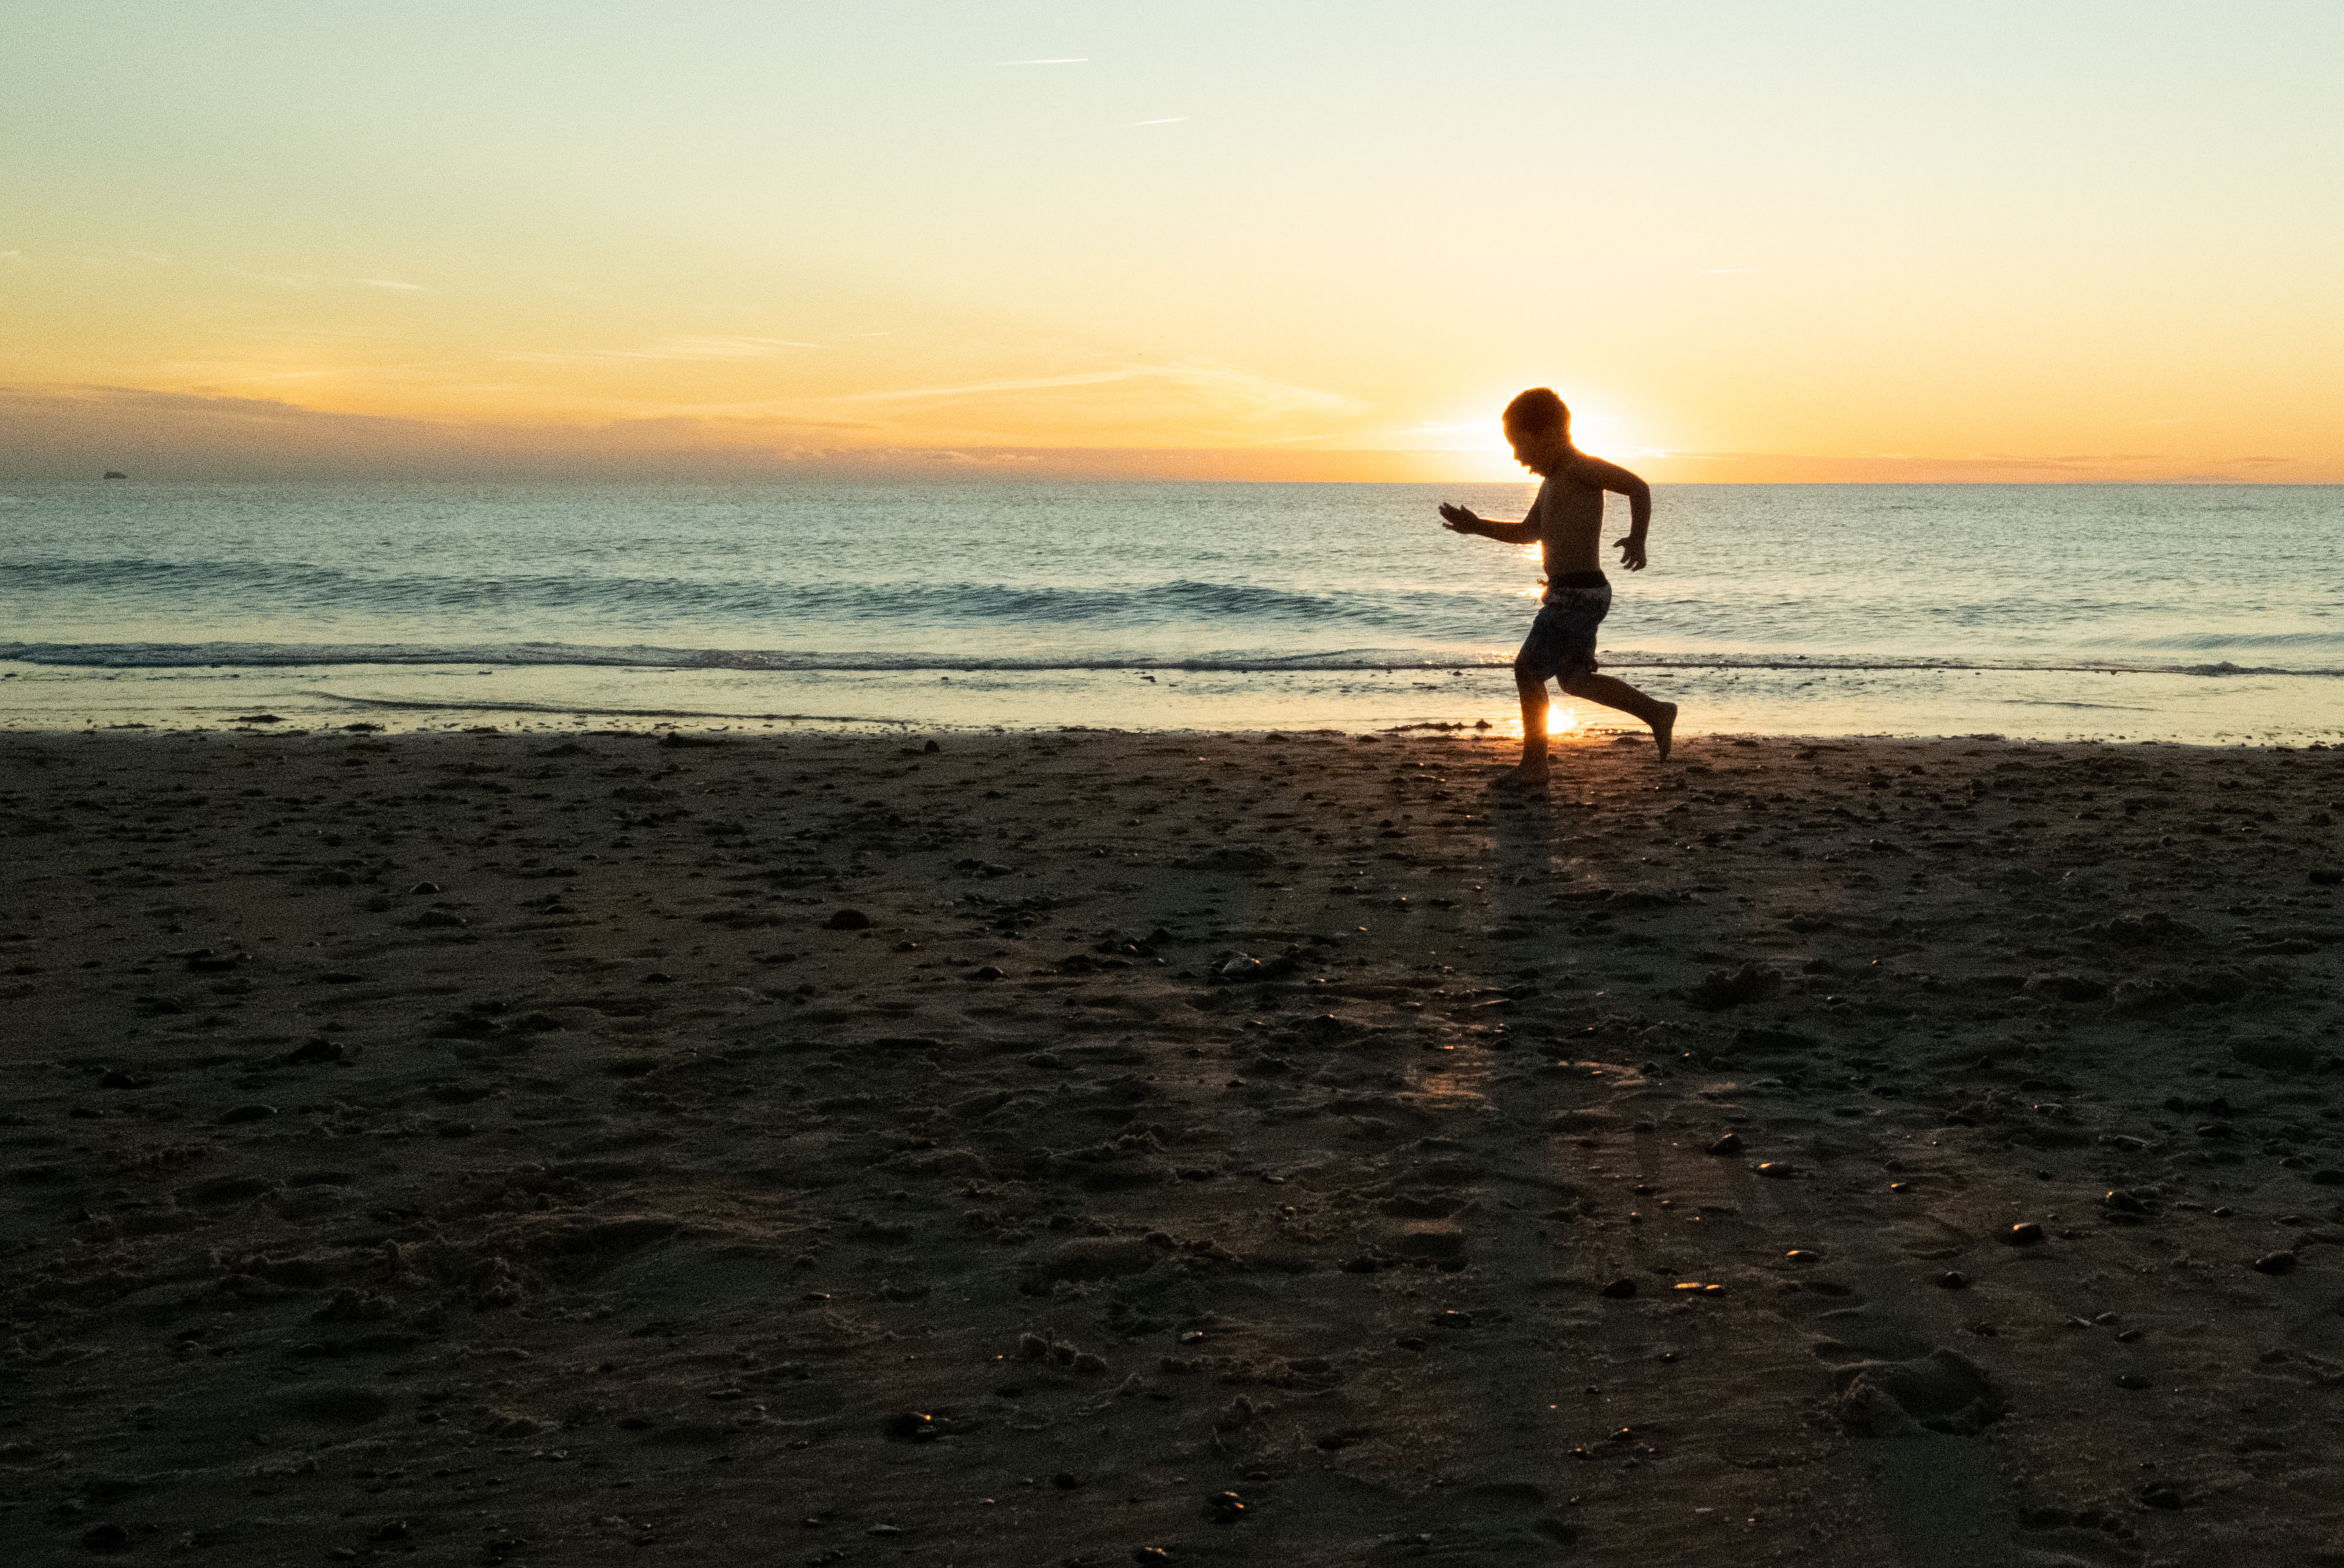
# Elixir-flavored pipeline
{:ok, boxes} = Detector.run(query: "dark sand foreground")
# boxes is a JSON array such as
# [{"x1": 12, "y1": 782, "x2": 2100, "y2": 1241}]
[{"x1": 2, "y1": 727, "x2": 2340, "y2": 1566}]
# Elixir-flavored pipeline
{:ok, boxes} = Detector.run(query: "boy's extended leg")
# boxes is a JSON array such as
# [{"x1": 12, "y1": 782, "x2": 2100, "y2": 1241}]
[
  {"x1": 1513, "y1": 669, "x2": 1552, "y2": 784},
  {"x1": 1561, "y1": 671, "x2": 1678, "y2": 761}
]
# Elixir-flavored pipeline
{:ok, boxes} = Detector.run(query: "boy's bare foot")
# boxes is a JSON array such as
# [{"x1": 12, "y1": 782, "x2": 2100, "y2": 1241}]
[
  {"x1": 1499, "y1": 757, "x2": 1550, "y2": 790},
  {"x1": 1651, "y1": 702, "x2": 1677, "y2": 762}
]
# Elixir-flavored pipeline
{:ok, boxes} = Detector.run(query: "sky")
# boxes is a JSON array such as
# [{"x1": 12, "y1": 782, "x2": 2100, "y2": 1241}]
[{"x1": 4, "y1": 1, "x2": 2341, "y2": 481}]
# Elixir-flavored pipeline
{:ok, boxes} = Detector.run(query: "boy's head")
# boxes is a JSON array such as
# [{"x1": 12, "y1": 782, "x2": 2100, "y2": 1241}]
[{"x1": 1502, "y1": 387, "x2": 1571, "y2": 474}]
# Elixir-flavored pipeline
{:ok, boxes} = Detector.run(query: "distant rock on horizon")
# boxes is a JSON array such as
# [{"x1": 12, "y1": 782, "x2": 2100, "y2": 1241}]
[{"x1": 102, "y1": 470, "x2": 126, "y2": 479}]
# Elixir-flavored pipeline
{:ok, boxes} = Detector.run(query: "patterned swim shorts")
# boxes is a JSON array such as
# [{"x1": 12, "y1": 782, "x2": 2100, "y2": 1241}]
[{"x1": 1513, "y1": 574, "x2": 1611, "y2": 684}]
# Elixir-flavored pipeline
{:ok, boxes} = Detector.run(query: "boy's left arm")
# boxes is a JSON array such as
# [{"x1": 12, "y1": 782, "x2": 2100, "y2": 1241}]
[{"x1": 1581, "y1": 456, "x2": 1652, "y2": 571}]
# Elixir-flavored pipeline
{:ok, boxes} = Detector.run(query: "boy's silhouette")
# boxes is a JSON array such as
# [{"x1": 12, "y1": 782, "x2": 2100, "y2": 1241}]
[{"x1": 1438, "y1": 387, "x2": 1677, "y2": 782}]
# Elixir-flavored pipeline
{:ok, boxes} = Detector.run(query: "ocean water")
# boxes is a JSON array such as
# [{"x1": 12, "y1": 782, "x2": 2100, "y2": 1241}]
[{"x1": 2, "y1": 480, "x2": 2339, "y2": 741}]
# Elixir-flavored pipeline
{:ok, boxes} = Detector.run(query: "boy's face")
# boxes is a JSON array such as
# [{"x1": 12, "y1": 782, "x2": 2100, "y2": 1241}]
[{"x1": 1505, "y1": 423, "x2": 1568, "y2": 476}]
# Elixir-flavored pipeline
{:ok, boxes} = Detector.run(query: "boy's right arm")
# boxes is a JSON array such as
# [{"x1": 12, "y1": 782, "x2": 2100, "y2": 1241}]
[{"x1": 1437, "y1": 500, "x2": 1540, "y2": 544}]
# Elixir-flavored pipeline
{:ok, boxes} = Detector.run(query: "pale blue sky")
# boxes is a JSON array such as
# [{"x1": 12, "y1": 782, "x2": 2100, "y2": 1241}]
[{"x1": 5, "y1": 2, "x2": 2339, "y2": 476}]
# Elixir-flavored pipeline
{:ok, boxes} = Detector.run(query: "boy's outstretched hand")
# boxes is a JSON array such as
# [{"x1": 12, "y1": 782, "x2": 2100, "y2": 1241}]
[
  {"x1": 1614, "y1": 534, "x2": 1647, "y2": 571},
  {"x1": 1438, "y1": 503, "x2": 1482, "y2": 533}
]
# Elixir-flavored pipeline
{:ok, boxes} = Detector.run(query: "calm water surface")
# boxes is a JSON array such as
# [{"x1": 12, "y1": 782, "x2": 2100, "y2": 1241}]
[{"x1": 2, "y1": 481, "x2": 2338, "y2": 740}]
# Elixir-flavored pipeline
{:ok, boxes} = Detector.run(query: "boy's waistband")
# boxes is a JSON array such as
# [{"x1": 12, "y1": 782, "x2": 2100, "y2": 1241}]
[{"x1": 1546, "y1": 570, "x2": 1610, "y2": 591}]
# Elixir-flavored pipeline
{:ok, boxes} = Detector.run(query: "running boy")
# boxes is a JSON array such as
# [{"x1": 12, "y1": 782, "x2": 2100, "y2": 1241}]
[{"x1": 1437, "y1": 387, "x2": 1677, "y2": 781}]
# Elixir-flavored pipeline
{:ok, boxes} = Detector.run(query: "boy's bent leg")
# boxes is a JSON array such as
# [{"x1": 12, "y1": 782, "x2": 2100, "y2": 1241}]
[
  {"x1": 1512, "y1": 669, "x2": 1552, "y2": 784},
  {"x1": 1561, "y1": 671, "x2": 1678, "y2": 762}
]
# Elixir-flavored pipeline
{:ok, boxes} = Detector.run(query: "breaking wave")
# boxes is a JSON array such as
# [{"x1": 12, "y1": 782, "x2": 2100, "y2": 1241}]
[{"x1": 5, "y1": 639, "x2": 2337, "y2": 678}]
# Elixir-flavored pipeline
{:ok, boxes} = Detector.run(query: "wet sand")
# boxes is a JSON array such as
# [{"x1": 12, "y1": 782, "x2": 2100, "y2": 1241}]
[{"x1": 2, "y1": 726, "x2": 2340, "y2": 1565}]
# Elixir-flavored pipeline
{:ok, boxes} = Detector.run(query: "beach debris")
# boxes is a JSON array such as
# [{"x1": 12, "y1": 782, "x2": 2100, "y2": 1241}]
[
  {"x1": 2087, "y1": 911, "x2": 2202, "y2": 946},
  {"x1": 1706, "y1": 1132, "x2": 1742, "y2": 1155},
  {"x1": 2232, "y1": 1037, "x2": 2319, "y2": 1074},
  {"x1": 881, "y1": 1411, "x2": 941, "y2": 1443},
  {"x1": 1688, "y1": 964, "x2": 1782, "y2": 1009},
  {"x1": 1835, "y1": 1349, "x2": 2002, "y2": 1437},
  {"x1": 824, "y1": 908, "x2": 873, "y2": 930},
  {"x1": 2022, "y1": 972, "x2": 2109, "y2": 1003},
  {"x1": 2249, "y1": 1251, "x2": 2297, "y2": 1275},
  {"x1": 1728, "y1": 1025, "x2": 1818, "y2": 1056},
  {"x1": 1176, "y1": 845, "x2": 1278, "y2": 872},
  {"x1": 1600, "y1": 1278, "x2": 1638, "y2": 1299},
  {"x1": 2006, "y1": 1222, "x2": 2045, "y2": 1246}
]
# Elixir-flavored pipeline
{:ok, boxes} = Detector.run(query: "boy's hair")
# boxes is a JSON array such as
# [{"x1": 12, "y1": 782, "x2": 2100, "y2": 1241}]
[{"x1": 1502, "y1": 387, "x2": 1570, "y2": 438}]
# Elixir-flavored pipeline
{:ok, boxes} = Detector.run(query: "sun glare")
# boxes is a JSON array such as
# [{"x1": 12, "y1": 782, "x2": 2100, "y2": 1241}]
[{"x1": 1493, "y1": 704, "x2": 1581, "y2": 743}]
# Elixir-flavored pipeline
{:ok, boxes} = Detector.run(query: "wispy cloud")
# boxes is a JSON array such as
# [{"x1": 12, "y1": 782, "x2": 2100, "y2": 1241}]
[
  {"x1": 1130, "y1": 116, "x2": 1188, "y2": 126},
  {"x1": 1700, "y1": 268, "x2": 1757, "y2": 274},
  {"x1": 652, "y1": 336, "x2": 830, "y2": 357},
  {"x1": 359, "y1": 278, "x2": 429, "y2": 292},
  {"x1": 834, "y1": 360, "x2": 1364, "y2": 422},
  {"x1": 997, "y1": 57, "x2": 1087, "y2": 65},
  {"x1": 499, "y1": 336, "x2": 831, "y2": 365},
  {"x1": 84, "y1": 249, "x2": 172, "y2": 269}
]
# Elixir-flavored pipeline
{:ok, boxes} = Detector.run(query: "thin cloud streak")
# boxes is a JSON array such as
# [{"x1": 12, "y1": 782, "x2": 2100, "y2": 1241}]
[
  {"x1": 830, "y1": 360, "x2": 1365, "y2": 423},
  {"x1": 497, "y1": 336, "x2": 832, "y2": 365}
]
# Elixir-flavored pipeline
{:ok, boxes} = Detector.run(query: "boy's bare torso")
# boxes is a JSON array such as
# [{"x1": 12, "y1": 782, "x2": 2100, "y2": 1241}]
[{"x1": 1532, "y1": 454, "x2": 1642, "y2": 578}]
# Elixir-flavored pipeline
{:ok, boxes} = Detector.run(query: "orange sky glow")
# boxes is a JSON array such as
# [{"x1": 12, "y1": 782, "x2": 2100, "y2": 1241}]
[{"x1": 5, "y1": 3, "x2": 2340, "y2": 482}]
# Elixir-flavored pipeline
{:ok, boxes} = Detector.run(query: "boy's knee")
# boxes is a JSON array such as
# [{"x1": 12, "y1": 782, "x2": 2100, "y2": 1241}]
[
  {"x1": 1558, "y1": 669, "x2": 1595, "y2": 696},
  {"x1": 1512, "y1": 657, "x2": 1547, "y2": 687}
]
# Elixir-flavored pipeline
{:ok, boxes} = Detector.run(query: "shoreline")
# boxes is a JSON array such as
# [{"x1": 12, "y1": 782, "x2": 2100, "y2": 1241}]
[
  {"x1": 6, "y1": 657, "x2": 2341, "y2": 745},
  {"x1": 2, "y1": 729, "x2": 2340, "y2": 1562}
]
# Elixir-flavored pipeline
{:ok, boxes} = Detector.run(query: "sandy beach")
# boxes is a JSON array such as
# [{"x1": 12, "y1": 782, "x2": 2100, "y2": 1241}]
[{"x1": 3, "y1": 725, "x2": 2341, "y2": 1566}]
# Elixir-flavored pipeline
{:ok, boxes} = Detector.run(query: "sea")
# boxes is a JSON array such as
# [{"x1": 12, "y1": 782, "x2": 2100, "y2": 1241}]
[{"x1": 2, "y1": 480, "x2": 2339, "y2": 744}]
